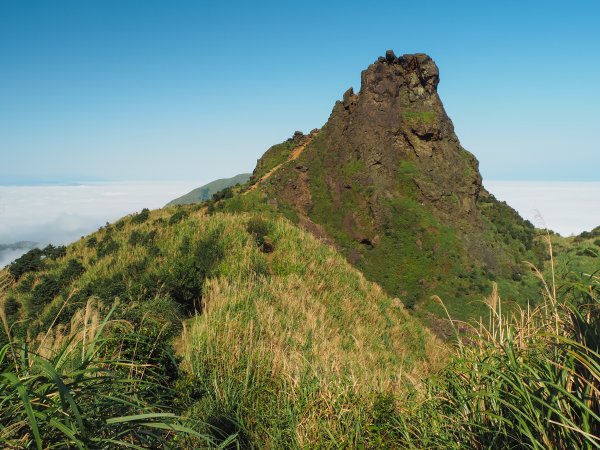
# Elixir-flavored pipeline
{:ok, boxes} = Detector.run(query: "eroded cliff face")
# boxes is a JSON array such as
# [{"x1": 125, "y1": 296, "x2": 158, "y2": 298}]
[
  {"x1": 252, "y1": 51, "x2": 539, "y2": 313},
  {"x1": 323, "y1": 51, "x2": 483, "y2": 221}
]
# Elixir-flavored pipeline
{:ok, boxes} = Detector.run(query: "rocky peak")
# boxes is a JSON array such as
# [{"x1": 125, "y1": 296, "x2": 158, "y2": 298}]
[
  {"x1": 370, "y1": 51, "x2": 440, "y2": 96},
  {"x1": 324, "y1": 51, "x2": 481, "y2": 220},
  {"x1": 250, "y1": 50, "x2": 539, "y2": 312}
]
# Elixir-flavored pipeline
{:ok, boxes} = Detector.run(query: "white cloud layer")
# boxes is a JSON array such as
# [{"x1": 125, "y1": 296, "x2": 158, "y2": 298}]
[
  {"x1": 485, "y1": 181, "x2": 600, "y2": 236},
  {"x1": 0, "y1": 181, "x2": 200, "y2": 267}
]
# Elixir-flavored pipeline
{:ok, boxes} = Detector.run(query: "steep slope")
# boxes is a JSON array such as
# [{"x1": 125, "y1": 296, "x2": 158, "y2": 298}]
[
  {"x1": 2, "y1": 208, "x2": 441, "y2": 369},
  {"x1": 244, "y1": 51, "x2": 544, "y2": 320},
  {"x1": 1, "y1": 205, "x2": 443, "y2": 445},
  {"x1": 166, "y1": 173, "x2": 251, "y2": 206}
]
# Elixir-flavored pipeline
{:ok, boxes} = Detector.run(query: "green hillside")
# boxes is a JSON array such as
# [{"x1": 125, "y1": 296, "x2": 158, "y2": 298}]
[
  {"x1": 550, "y1": 226, "x2": 600, "y2": 277},
  {"x1": 166, "y1": 173, "x2": 251, "y2": 206},
  {"x1": 1, "y1": 205, "x2": 596, "y2": 448},
  {"x1": 230, "y1": 54, "x2": 548, "y2": 327},
  {"x1": 1, "y1": 205, "x2": 444, "y2": 447}
]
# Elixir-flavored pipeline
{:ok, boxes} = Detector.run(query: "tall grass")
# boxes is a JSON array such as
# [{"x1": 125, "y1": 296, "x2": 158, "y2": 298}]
[
  {"x1": 395, "y1": 238, "x2": 599, "y2": 449},
  {"x1": 0, "y1": 272, "x2": 216, "y2": 449},
  {"x1": 178, "y1": 215, "x2": 444, "y2": 447},
  {"x1": 2, "y1": 207, "x2": 598, "y2": 448}
]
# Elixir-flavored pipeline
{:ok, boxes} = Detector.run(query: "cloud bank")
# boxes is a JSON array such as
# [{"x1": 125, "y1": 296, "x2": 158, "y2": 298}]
[
  {"x1": 485, "y1": 181, "x2": 600, "y2": 236},
  {"x1": 0, "y1": 181, "x2": 199, "y2": 267}
]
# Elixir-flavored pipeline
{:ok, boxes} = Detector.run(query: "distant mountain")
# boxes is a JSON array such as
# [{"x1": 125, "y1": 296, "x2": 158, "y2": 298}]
[{"x1": 166, "y1": 173, "x2": 251, "y2": 206}]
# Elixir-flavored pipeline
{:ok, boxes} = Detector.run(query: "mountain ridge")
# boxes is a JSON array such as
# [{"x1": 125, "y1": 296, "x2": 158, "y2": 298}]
[
  {"x1": 228, "y1": 51, "x2": 545, "y2": 320},
  {"x1": 166, "y1": 173, "x2": 251, "y2": 206}
]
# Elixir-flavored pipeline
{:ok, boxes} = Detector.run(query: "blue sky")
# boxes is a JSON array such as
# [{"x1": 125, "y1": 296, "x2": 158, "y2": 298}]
[{"x1": 1, "y1": 0, "x2": 599, "y2": 183}]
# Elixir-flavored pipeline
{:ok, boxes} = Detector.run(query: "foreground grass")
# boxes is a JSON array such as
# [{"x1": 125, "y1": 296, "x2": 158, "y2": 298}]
[
  {"x1": 394, "y1": 243, "x2": 599, "y2": 448},
  {"x1": 0, "y1": 208, "x2": 597, "y2": 448},
  {"x1": 179, "y1": 217, "x2": 443, "y2": 447},
  {"x1": 0, "y1": 277, "x2": 217, "y2": 448}
]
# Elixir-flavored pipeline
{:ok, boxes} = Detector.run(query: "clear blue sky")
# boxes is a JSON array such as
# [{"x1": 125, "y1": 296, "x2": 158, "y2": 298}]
[{"x1": 1, "y1": 0, "x2": 598, "y2": 183}]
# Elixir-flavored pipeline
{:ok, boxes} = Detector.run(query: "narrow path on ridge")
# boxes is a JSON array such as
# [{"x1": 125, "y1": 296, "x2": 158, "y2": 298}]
[{"x1": 245, "y1": 137, "x2": 313, "y2": 193}]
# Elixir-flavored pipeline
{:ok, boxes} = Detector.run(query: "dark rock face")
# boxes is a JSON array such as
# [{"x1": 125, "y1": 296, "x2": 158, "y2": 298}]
[
  {"x1": 253, "y1": 51, "x2": 540, "y2": 312},
  {"x1": 325, "y1": 53, "x2": 481, "y2": 220},
  {"x1": 288, "y1": 130, "x2": 305, "y2": 142}
]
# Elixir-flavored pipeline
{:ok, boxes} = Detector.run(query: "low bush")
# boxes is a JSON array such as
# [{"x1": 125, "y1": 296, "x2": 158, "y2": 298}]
[
  {"x1": 163, "y1": 228, "x2": 224, "y2": 313},
  {"x1": 131, "y1": 208, "x2": 151, "y2": 224},
  {"x1": 86, "y1": 236, "x2": 97, "y2": 248},
  {"x1": 97, "y1": 237, "x2": 119, "y2": 258},
  {"x1": 169, "y1": 210, "x2": 188, "y2": 225},
  {"x1": 9, "y1": 248, "x2": 44, "y2": 280}
]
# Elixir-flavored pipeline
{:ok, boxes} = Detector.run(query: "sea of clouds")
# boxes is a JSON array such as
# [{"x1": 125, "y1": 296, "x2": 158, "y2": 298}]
[
  {"x1": 0, "y1": 181, "x2": 598, "y2": 268},
  {"x1": 485, "y1": 181, "x2": 600, "y2": 236},
  {"x1": 0, "y1": 181, "x2": 199, "y2": 268}
]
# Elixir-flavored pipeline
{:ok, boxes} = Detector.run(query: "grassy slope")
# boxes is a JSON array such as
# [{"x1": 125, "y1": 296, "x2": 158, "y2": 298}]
[
  {"x1": 247, "y1": 131, "x2": 546, "y2": 327},
  {"x1": 166, "y1": 173, "x2": 251, "y2": 206},
  {"x1": 2, "y1": 205, "x2": 443, "y2": 447},
  {"x1": 2, "y1": 200, "x2": 596, "y2": 447},
  {"x1": 250, "y1": 140, "x2": 299, "y2": 181}
]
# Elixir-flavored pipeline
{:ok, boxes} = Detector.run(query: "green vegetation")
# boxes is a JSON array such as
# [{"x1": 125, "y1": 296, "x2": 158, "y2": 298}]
[
  {"x1": 550, "y1": 228, "x2": 600, "y2": 279},
  {"x1": 8, "y1": 245, "x2": 67, "y2": 280},
  {"x1": 1, "y1": 209, "x2": 444, "y2": 447},
  {"x1": 266, "y1": 131, "x2": 543, "y2": 324},
  {"x1": 0, "y1": 275, "x2": 216, "y2": 448},
  {"x1": 166, "y1": 173, "x2": 252, "y2": 207},
  {"x1": 403, "y1": 110, "x2": 437, "y2": 124},
  {"x1": 250, "y1": 140, "x2": 298, "y2": 181},
  {"x1": 391, "y1": 262, "x2": 599, "y2": 449},
  {"x1": 2, "y1": 208, "x2": 596, "y2": 447}
]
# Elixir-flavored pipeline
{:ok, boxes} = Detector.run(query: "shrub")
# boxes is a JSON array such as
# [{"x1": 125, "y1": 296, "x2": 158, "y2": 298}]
[
  {"x1": 131, "y1": 208, "x2": 150, "y2": 224},
  {"x1": 3, "y1": 296, "x2": 20, "y2": 317},
  {"x1": 129, "y1": 230, "x2": 157, "y2": 247},
  {"x1": 169, "y1": 210, "x2": 188, "y2": 225},
  {"x1": 246, "y1": 217, "x2": 272, "y2": 250},
  {"x1": 9, "y1": 248, "x2": 44, "y2": 280},
  {"x1": 30, "y1": 275, "x2": 61, "y2": 309},
  {"x1": 86, "y1": 236, "x2": 97, "y2": 248},
  {"x1": 42, "y1": 244, "x2": 67, "y2": 260},
  {"x1": 58, "y1": 259, "x2": 86, "y2": 286},
  {"x1": 16, "y1": 273, "x2": 35, "y2": 293},
  {"x1": 246, "y1": 217, "x2": 270, "y2": 239},
  {"x1": 86, "y1": 274, "x2": 127, "y2": 304},
  {"x1": 97, "y1": 237, "x2": 119, "y2": 258},
  {"x1": 163, "y1": 228, "x2": 224, "y2": 313},
  {"x1": 128, "y1": 230, "x2": 143, "y2": 246},
  {"x1": 212, "y1": 187, "x2": 233, "y2": 202}
]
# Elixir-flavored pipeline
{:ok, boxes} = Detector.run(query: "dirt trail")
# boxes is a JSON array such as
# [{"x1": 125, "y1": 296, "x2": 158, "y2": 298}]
[{"x1": 245, "y1": 137, "x2": 312, "y2": 193}]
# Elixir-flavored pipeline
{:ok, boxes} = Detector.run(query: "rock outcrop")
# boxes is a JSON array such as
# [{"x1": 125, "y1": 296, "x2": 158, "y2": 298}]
[
  {"x1": 323, "y1": 52, "x2": 482, "y2": 220},
  {"x1": 251, "y1": 51, "x2": 542, "y2": 317}
]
